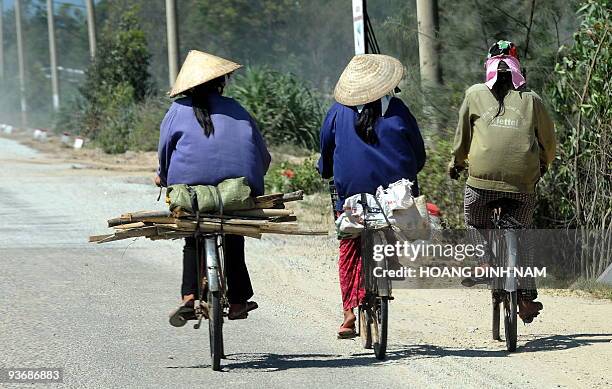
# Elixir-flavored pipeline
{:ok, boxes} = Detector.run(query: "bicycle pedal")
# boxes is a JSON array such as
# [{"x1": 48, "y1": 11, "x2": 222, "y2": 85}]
[{"x1": 195, "y1": 302, "x2": 210, "y2": 320}]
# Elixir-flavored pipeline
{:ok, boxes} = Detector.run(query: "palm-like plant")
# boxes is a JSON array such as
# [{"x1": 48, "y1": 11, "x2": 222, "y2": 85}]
[{"x1": 228, "y1": 67, "x2": 325, "y2": 150}]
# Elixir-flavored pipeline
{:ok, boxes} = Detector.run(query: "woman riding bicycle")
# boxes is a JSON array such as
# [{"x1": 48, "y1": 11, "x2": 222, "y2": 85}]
[
  {"x1": 318, "y1": 54, "x2": 426, "y2": 338},
  {"x1": 448, "y1": 40, "x2": 556, "y2": 323},
  {"x1": 155, "y1": 50, "x2": 271, "y2": 325}
]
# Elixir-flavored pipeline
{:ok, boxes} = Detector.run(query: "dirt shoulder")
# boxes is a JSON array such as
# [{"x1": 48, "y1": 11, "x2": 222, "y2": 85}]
[{"x1": 1, "y1": 130, "x2": 158, "y2": 173}]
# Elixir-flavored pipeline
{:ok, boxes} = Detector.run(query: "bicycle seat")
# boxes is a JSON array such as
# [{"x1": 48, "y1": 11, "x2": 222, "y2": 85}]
[{"x1": 486, "y1": 198, "x2": 520, "y2": 211}]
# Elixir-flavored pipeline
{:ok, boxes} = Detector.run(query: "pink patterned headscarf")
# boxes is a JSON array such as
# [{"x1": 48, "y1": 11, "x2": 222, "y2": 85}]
[{"x1": 484, "y1": 55, "x2": 526, "y2": 89}]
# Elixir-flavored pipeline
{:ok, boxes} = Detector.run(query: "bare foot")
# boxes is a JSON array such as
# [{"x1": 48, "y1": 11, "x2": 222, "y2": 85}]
[{"x1": 342, "y1": 309, "x2": 356, "y2": 328}]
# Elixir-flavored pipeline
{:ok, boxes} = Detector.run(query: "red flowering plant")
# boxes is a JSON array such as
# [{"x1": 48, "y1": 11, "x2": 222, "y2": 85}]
[
  {"x1": 281, "y1": 169, "x2": 296, "y2": 179},
  {"x1": 265, "y1": 157, "x2": 325, "y2": 194}
]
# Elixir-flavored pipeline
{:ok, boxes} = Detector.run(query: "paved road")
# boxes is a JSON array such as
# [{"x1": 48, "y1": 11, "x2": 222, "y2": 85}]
[{"x1": 1, "y1": 137, "x2": 611, "y2": 388}]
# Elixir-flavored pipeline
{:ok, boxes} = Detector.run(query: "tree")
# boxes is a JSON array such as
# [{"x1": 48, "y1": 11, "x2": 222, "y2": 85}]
[
  {"x1": 537, "y1": 0, "x2": 610, "y2": 278},
  {"x1": 81, "y1": 7, "x2": 151, "y2": 106},
  {"x1": 75, "y1": 6, "x2": 152, "y2": 152}
]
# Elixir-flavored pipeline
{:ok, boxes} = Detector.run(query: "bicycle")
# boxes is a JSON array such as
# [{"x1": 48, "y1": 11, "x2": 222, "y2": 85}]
[
  {"x1": 328, "y1": 182, "x2": 393, "y2": 360},
  {"x1": 487, "y1": 198, "x2": 523, "y2": 352},
  {"x1": 357, "y1": 193, "x2": 393, "y2": 360},
  {"x1": 169, "y1": 233, "x2": 227, "y2": 371}
]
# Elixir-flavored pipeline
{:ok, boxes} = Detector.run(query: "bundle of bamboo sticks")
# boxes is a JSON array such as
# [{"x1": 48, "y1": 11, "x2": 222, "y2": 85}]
[{"x1": 89, "y1": 190, "x2": 328, "y2": 243}]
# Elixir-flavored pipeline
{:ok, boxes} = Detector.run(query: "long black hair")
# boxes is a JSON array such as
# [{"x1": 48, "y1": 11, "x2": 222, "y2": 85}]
[
  {"x1": 355, "y1": 100, "x2": 382, "y2": 145},
  {"x1": 487, "y1": 40, "x2": 519, "y2": 119},
  {"x1": 185, "y1": 75, "x2": 227, "y2": 137},
  {"x1": 491, "y1": 62, "x2": 513, "y2": 118}
]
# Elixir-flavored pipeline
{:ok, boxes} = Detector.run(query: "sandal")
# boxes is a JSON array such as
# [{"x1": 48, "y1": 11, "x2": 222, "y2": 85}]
[
  {"x1": 169, "y1": 299, "x2": 197, "y2": 327},
  {"x1": 337, "y1": 315, "x2": 357, "y2": 339},
  {"x1": 518, "y1": 300, "x2": 543, "y2": 324},
  {"x1": 228, "y1": 301, "x2": 258, "y2": 320},
  {"x1": 337, "y1": 325, "x2": 357, "y2": 339}
]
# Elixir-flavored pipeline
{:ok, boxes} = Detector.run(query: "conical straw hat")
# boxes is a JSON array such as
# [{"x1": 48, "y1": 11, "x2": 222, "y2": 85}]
[
  {"x1": 334, "y1": 54, "x2": 404, "y2": 106},
  {"x1": 168, "y1": 50, "x2": 242, "y2": 97}
]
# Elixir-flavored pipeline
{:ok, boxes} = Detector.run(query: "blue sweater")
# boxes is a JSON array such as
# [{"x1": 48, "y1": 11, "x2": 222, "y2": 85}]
[
  {"x1": 318, "y1": 98, "x2": 426, "y2": 211},
  {"x1": 157, "y1": 94, "x2": 271, "y2": 196}
]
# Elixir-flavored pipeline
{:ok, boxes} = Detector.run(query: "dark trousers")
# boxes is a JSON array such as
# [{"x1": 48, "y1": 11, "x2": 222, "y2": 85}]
[{"x1": 182, "y1": 235, "x2": 254, "y2": 304}]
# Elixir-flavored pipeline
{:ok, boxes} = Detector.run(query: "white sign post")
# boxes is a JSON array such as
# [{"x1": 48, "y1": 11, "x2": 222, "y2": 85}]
[
  {"x1": 352, "y1": 0, "x2": 365, "y2": 55},
  {"x1": 73, "y1": 136, "x2": 84, "y2": 149}
]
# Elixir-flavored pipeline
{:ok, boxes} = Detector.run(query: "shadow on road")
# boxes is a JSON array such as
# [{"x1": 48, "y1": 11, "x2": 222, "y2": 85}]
[
  {"x1": 521, "y1": 333, "x2": 612, "y2": 352},
  {"x1": 165, "y1": 346, "x2": 507, "y2": 371},
  {"x1": 165, "y1": 333, "x2": 612, "y2": 371}
]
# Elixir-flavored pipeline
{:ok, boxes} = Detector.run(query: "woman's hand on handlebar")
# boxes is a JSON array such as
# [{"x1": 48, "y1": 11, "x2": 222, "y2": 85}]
[
  {"x1": 154, "y1": 175, "x2": 163, "y2": 187},
  {"x1": 448, "y1": 164, "x2": 464, "y2": 180}
]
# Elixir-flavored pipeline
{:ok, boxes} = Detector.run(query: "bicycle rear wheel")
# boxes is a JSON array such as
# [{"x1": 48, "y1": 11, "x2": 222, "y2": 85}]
[
  {"x1": 492, "y1": 291, "x2": 501, "y2": 341},
  {"x1": 372, "y1": 297, "x2": 388, "y2": 360},
  {"x1": 208, "y1": 290, "x2": 223, "y2": 370},
  {"x1": 503, "y1": 291, "x2": 517, "y2": 352}
]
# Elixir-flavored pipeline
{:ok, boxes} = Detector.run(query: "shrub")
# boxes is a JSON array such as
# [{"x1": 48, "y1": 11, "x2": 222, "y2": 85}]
[
  {"x1": 128, "y1": 96, "x2": 169, "y2": 151},
  {"x1": 265, "y1": 156, "x2": 325, "y2": 194},
  {"x1": 94, "y1": 83, "x2": 137, "y2": 154},
  {"x1": 228, "y1": 67, "x2": 325, "y2": 150},
  {"x1": 418, "y1": 134, "x2": 466, "y2": 228}
]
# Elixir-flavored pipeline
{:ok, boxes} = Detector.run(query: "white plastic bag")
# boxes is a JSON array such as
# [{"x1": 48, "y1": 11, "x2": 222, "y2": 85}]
[
  {"x1": 336, "y1": 193, "x2": 388, "y2": 237},
  {"x1": 376, "y1": 179, "x2": 430, "y2": 240},
  {"x1": 335, "y1": 179, "x2": 431, "y2": 240},
  {"x1": 335, "y1": 212, "x2": 362, "y2": 238},
  {"x1": 376, "y1": 178, "x2": 415, "y2": 214},
  {"x1": 389, "y1": 195, "x2": 431, "y2": 240}
]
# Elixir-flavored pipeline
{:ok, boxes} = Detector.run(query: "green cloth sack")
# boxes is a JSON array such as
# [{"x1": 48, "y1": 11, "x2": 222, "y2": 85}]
[
  {"x1": 166, "y1": 184, "x2": 193, "y2": 212},
  {"x1": 167, "y1": 177, "x2": 255, "y2": 213}
]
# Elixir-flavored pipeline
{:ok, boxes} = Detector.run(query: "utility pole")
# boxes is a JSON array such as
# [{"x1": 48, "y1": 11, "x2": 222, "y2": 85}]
[
  {"x1": 15, "y1": 0, "x2": 27, "y2": 128},
  {"x1": 0, "y1": 0, "x2": 4, "y2": 80},
  {"x1": 352, "y1": 0, "x2": 366, "y2": 55},
  {"x1": 416, "y1": 0, "x2": 442, "y2": 131},
  {"x1": 165, "y1": 0, "x2": 179, "y2": 87},
  {"x1": 47, "y1": 0, "x2": 59, "y2": 111},
  {"x1": 416, "y1": 0, "x2": 441, "y2": 85},
  {"x1": 85, "y1": 0, "x2": 96, "y2": 60}
]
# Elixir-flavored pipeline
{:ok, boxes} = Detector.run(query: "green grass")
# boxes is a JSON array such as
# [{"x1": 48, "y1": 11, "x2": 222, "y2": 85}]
[{"x1": 571, "y1": 278, "x2": 612, "y2": 300}]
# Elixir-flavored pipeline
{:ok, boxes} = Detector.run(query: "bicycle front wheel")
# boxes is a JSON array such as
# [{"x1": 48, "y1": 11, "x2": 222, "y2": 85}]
[
  {"x1": 208, "y1": 290, "x2": 223, "y2": 371},
  {"x1": 359, "y1": 306, "x2": 372, "y2": 349},
  {"x1": 372, "y1": 297, "x2": 388, "y2": 360},
  {"x1": 503, "y1": 291, "x2": 517, "y2": 352}
]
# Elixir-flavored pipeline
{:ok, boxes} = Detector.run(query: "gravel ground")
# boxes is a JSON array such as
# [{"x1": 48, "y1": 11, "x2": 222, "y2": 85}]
[{"x1": 1, "y1": 136, "x2": 611, "y2": 389}]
